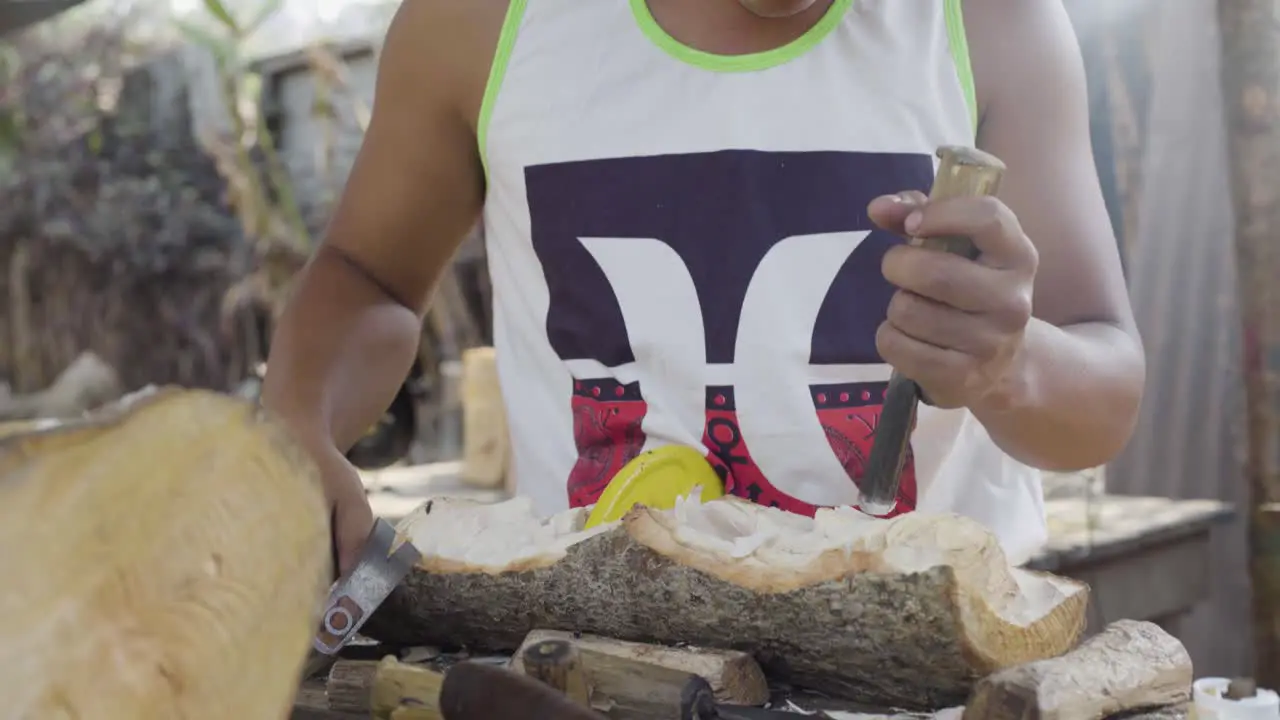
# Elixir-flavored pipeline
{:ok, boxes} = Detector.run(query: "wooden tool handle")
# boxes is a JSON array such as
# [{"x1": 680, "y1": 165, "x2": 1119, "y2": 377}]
[
  {"x1": 522, "y1": 639, "x2": 592, "y2": 706},
  {"x1": 679, "y1": 675, "x2": 719, "y2": 720},
  {"x1": 916, "y1": 146, "x2": 1007, "y2": 258},
  {"x1": 858, "y1": 146, "x2": 1006, "y2": 516},
  {"x1": 510, "y1": 629, "x2": 770, "y2": 717},
  {"x1": 439, "y1": 662, "x2": 608, "y2": 720},
  {"x1": 370, "y1": 656, "x2": 446, "y2": 720}
]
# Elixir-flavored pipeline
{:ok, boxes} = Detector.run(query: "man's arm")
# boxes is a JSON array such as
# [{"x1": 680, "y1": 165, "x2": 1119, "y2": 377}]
[
  {"x1": 963, "y1": 0, "x2": 1145, "y2": 470},
  {"x1": 260, "y1": 0, "x2": 502, "y2": 568}
]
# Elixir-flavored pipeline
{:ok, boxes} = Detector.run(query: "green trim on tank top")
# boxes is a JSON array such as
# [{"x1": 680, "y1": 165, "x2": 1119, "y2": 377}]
[
  {"x1": 629, "y1": 0, "x2": 853, "y2": 73},
  {"x1": 477, "y1": 0, "x2": 979, "y2": 171},
  {"x1": 478, "y1": 0, "x2": 530, "y2": 180},
  {"x1": 944, "y1": 0, "x2": 978, "y2": 137}
]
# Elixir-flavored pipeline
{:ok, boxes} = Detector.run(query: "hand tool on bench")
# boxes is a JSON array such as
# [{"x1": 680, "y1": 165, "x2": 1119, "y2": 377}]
[
  {"x1": 301, "y1": 517, "x2": 422, "y2": 678},
  {"x1": 509, "y1": 629, "x2": 770, "y2": 715},
  {"x1": 859, "y1": 145, "x2": 1007, "y2": 516},
  {"x1": 962, "y1": 620, "x2": 1192, "y2": 720},
  {"x1": 439, "y1": 661, "x2": 609, "y2": 720},
  {"x1": 680, "y1": 676, "x2": 823, "y2": 719}
]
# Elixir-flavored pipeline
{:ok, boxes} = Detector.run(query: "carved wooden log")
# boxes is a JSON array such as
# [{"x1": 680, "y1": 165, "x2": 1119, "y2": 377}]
[
  {"x1": 0, "y1": 388, "x2": 330, "y2": 719},
  {"x1": 365, "y1": 496, "x2": 1089, "y2": 709}
]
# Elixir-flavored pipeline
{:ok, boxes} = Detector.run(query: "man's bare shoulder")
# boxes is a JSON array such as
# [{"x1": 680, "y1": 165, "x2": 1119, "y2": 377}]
[
  {"x1": 381, "y1": 0, "x2": 511, "y2": 125},
  {"x1": 961, "y1": 0, "x2": 1081, "y2": 114}
]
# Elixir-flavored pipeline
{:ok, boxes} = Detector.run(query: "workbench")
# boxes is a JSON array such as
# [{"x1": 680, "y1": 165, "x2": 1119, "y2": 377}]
[
  {"x1": 292, "y1": 484, "x2": 1230, "y2": 720},
  {"x1": 290, "y1": 681, "x2": 1192, "y2": 720},
  {"x1": 1030, "y1": 495, "x2": 1232, "y2": 636}
]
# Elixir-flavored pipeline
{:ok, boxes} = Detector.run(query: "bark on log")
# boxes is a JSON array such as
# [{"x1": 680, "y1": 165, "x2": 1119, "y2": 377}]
[
  {"x1": 963, "y1": 620, "x2": 1192, "y2": 720},
  {"x1": 0, "y1": 387, "x2": 331, "y2": 719},
  {"x1": 365, "y1": 497, "x2": 1089, "y2": 709}
]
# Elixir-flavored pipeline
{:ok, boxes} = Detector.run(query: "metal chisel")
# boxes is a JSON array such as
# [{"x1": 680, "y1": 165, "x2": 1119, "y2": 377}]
[
  {"x1": 859, "y1": 145, "x2": 1007, "y2": 516},
  {"x1": 300, "y1": 516, "x2": 422, "y2": 678}
]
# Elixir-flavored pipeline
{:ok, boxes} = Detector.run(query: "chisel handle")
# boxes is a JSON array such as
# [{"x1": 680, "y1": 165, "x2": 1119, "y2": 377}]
[
  {"x1": 858, "y1": 146, "x2": 1007, "y2": 516},
  {"x1": 440, "y1": 661, "x2": 607, "y2": 720},
  {"x1": 521, "y1": 639, "x2": 592, "y2": 706}
]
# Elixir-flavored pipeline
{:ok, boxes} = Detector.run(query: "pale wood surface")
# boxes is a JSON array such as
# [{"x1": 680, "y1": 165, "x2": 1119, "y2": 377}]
[
  {"x1": 358, "y1": 470, "x2": 1229, "y2": 634},
  {"x1": 360, "y1": 462, "x2": 1232, "y2": 570}
]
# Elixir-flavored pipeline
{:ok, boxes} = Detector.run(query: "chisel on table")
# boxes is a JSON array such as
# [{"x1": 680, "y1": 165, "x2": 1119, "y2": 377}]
[{"x1": 859, "y1": 146, "x2": 1007, "y2": 517}]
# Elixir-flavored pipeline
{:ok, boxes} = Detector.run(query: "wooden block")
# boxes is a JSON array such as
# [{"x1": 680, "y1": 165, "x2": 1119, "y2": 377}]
[
  {"x1": 326, "y1": 660, "x2": 379, "y2": 714},
  {"x1": 293, "y1": 678, "x2": 364, "y2": 720},
  {"x1": 521, "y1": 638, "x2": 592, "y2": 706},
  {"x1": 459, "y1": 347, "x2": 509, "y2": 489},
  {"x1": 323, "y1": 657, "x2": 447, "y2": 719},
  {"x1": 509, "y1": 630, "x2": 768, "y2": 719},
  {"x1": 370, "y1": 656, "x2": 446, "y2": 720},
  {"x1": 963, "y1": 620, "x2": 1193, "y2": 720},
  {"x1": 0, "y1": 388, "x2": 330, "y2": 720}
]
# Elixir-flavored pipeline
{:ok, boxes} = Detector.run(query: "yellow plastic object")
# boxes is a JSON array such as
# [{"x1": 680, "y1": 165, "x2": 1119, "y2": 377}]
[{"x1": 584, "y1": 445, "x2": 726, "y2": 529}]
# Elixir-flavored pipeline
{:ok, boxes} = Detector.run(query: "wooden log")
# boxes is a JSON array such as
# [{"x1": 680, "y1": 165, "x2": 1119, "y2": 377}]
[
  {"x1": 364, "y1": 496, "x2": 1089, "y2": 709},
  {"x1": 963, "y1": 620, "x2": 1193, "y2": 720},
  {"x1": 326, "y1": 660, "x2": 380, "y2": 714},
  {"x1": 458, "y1": 347, "x2": 508, "y2": 490},
  {"x1": 519, "y1": 638, "x2": 592, "y2": 706},
  {"x1": 509, "y1": 629, "x2": 768, "y2": 718},
  {"x1": 0, "y1": 387, "x2": 331, "y2": 720},
  {"x1": 370, "y1": 656, "x2": 446, "y2": 720}
]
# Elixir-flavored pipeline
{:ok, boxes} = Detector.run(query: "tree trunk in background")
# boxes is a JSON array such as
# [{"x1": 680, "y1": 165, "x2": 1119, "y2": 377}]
[
  {"x1": 1064, "y1": 0, "x2": 1158, "y2": 270},
  {"x1": 1218, "y1": 0, "x2": 1280, "y2": 688}
]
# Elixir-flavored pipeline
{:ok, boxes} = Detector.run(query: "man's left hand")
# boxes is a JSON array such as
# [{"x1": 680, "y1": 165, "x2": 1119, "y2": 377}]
[{"x1": 867, "y1": 192, "x2": 1039, "y2": 410}]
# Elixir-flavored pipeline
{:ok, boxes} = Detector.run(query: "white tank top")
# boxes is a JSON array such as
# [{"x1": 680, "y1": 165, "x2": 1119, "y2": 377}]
[{"x1": 478, "y1": 0, "x2": 1047, "y2": 564}]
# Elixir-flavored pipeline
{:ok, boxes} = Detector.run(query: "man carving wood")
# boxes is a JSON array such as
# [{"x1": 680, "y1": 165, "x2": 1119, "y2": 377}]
[{"x1": 262, "y1": 0, "x2": 1145, "y2": 574}]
